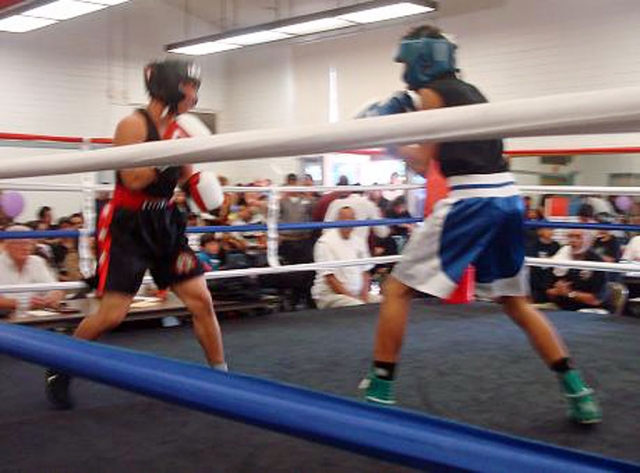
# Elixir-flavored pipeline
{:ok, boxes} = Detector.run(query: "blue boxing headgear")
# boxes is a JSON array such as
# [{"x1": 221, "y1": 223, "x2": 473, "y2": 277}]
[{"x1": 395, "y1": 37, "x2": 457, "y2": 90}]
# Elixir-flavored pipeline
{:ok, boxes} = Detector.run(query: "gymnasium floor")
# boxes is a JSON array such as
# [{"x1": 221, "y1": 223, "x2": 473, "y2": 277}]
[{"x1": 1, "y1": 301, "x2": 639, "y2": 472}]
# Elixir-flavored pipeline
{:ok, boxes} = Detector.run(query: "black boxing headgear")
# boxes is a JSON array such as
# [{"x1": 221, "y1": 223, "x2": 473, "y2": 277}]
[{"x1": 144, "y1": 59, "x2": 201, "y2": 113}]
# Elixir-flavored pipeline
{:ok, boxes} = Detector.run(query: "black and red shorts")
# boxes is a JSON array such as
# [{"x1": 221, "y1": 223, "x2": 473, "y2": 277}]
[{"x1": 96, "y1": 200, "x2": 203, "y2": 295}]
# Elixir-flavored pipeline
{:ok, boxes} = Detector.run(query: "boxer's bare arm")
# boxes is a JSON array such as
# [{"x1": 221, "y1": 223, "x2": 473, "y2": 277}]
[{"x1": 116, "y1": 114, "x2": 158, "y2": 190}]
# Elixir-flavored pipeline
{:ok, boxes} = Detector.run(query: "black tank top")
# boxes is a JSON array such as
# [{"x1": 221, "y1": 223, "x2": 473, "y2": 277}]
[
  {"x1": 115, "y1": 109, "x2": 183, "y2": 198},
  {"x1": 427, "y1": 76, "x2": 508, "y2": 177}
]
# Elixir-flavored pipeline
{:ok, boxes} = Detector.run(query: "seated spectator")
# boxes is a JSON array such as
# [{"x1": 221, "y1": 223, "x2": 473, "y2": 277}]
[
  {"x1": 197, "y1": 233, "x2": 222, "y2": 272},
  {"x1": 230, "y1": 205, "x2": 266, "y2": 251},
  {"x1": 0, "y1": 225, "x2": 64, "y2": 314},
  {"x1": 622, "y1": 234, "x2": 640, "y2": 262},
  {"x1": 592, "y1": 227, "x2": 621, "y2": 263},
  {"x1": 324, "y1": 190, "x2": 390, "y2": 248},
  {"x1": 53, "y1": 218, "x2": 82, "y2": 282},
  {"x1": 312, "y1": 206, "x2": 382, "y2": 309},
  {"x1": 186, "y1": 212, "x2": 201, "y2": 251},
  {"x1": 547, "y1": 230, "x2": 605, "y2": 311},
  {"x1": 385, "y1": 196, "x2": 413, "y2": 253},
  {"x1": 526, "y1": 227, "x2": 560, "y2": 303}
]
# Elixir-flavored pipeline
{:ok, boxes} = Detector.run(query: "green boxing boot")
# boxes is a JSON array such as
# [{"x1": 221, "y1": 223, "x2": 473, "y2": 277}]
[
  {"x1": 359, "y1": 371, "x2": 396, "y2": 405},
  {"x1": 559, "y1": 370, "x2": 602, "y2": 425}
]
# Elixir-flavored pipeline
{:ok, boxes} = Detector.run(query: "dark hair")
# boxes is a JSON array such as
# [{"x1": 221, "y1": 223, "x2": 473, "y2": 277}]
[
  {"x1": 577, "y1": 203, "x2": 594, "y2": 219},
  {"x1": 337, "y1": 175, "x2": 349, "y2": 186},
  {"x1": 402, "y1": 24, "x2": 446, "y2": 41},
  {"x1": 200, "y1": 233, "x2": 217, "y2": 247},
  {"x1": 392, "y1": 196, "x2": 407, "y2": 207},
  {"x1": 286, "y1": 173, "x2": 298, "y2": 183},
  {"x1": 338, "y1": 206, "x2": 355, "y2": 218},
  {"x1": 37, "y1": 206, "x2": 52, "y2": 219}
]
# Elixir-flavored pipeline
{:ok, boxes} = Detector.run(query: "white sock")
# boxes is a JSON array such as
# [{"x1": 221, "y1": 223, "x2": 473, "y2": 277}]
[{"x1": 214, "y1": 362, "x2": 228, "y2": 372}]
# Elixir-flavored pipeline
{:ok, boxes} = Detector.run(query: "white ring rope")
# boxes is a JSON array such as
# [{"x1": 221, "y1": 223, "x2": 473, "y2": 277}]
[
  {"x1": 519, "y1": 185, "x2": 640, "y2": 196},
  {"x1": 0, "y1": 182, "x2": 113, "y2": 192},
  {"x1": 0, "y1": 256, "x2": 402, "y2": 294},
  {"x1": 0, "y1": 183, "x2": 423, "y2": 193},
  {"x1": 2, "y1": 86, "x2": 640, "y2": 179},
  {"x1": 2, "y1": 257, "x2": 640, "y2": 295}
]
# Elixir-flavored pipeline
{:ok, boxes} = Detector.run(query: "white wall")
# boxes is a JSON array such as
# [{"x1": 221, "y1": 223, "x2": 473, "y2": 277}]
[
  {"x1": 4, "y1": 0, "x2": 640, "y2": 219},
  {"x1": 0, "y1": 0, "x2": 227, "y2": 220}
]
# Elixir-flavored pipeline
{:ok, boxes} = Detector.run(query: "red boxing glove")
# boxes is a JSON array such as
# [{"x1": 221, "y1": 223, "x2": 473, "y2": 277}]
[{"x1": 182, "y1": 171, "x2": 224, "y2": 212}]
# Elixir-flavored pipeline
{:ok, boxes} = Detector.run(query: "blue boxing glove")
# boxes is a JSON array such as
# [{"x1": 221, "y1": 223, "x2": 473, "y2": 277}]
[{"x1": 355, "y1": 90, "x2": 421, "y2": 118}]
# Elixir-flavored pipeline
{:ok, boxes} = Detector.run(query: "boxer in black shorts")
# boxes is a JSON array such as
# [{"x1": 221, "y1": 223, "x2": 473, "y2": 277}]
[{"x1": 46, "y1": 60, "x2": 227, "y2": 409}]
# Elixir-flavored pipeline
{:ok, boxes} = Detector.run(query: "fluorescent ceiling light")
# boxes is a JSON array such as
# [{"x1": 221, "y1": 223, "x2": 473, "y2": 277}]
[
  {"x1": 339, "y1": 3, "x2": 434, "y2": 24},
  {"x1": 166, "y1": 1, "x2": 437, "y2": 56},
  {"x1": 220, "y1": 30, "x2": 290, "y2": 46},
  {"x1": 170, "y1": 42, "x2": 242, "y2": 56},
  {"x1": 273, "y1": 18, "x2": 354, "y2": 36},
  {"x1": 0, "y1": 14, "x2": 57, "y2": 32},
  {"x1": 23, "y1": 0, "x2": 107, "y2": 21}
]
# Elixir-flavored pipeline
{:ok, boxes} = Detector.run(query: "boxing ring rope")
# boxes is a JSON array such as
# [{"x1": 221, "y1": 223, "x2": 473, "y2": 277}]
[
  {"x1": 2, "y1": 86, "x2": 640, "y2": 179},
  {"x1": 3, "y1": 88, "x2": 640, "y2": 469},
  {"x1": 1, "y1": 324, "x2": 636, "y2": 472},
  {"x1": 520, "y1": 185, "x2": 640, "y2": 196}
]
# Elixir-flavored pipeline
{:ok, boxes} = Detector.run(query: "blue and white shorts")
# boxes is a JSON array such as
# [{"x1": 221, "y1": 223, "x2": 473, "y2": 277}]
[{"x1": 392, "y1": 172, "x2": 529, "y2": 299}]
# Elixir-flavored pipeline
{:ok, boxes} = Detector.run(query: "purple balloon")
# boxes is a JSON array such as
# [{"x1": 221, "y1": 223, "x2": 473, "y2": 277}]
[
  {"x1": 615, "y1": 195, "x2": 633, "y2": 213},
  {"x1": 1, "y1": 191, "x2": 25, "y2": 218}
]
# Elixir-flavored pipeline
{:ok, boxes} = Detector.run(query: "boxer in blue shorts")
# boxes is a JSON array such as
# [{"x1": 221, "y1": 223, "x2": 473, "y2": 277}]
[{"x1": 359, "y1": 25, "x2": 601, "y2": 424}]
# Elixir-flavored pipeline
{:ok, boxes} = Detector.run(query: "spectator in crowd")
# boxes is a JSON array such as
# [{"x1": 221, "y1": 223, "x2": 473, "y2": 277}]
[
  {"x1": 278, "y1": 173, "x2": 314, "y2": 306},
  {"x1": 622, "y1": 233, "x2": 640, "y2": 262},
  {"x1": 366, "y1": 186, "x2": 390, "y2": 215},
  {"x1": 301, "y1": 173, "x2": 318, "y2": 201},
  {"x1": 592, "y1": 215, "x2": 621, "y2": 264},
  {"x1": 382, "y1": 172, "x2": 404, "y2": 203},
  {"x1": 280, "y1": 173, "x2": 313, "y2": 258},
  {"x1": 586, "y1": 195, "x2": 615, "y2": 216},
  {"x1": 186, "y1": 212, "x2": 201, "y2": 251},
  {"x1": 197, "y1": 233, "x2": 222, "y2": 272},
  {"x1": 547, "y1": 230, "x2": 606, "y2": 311},
  {"x1": 69, "y1": 213, "x2": 84, "y2": 228},
  {"x1": 172, "y1": 188, "x2": 189, "y2": 213},
  {"x1": 0, "y1": 225, "x2": 64, "y2": 313},
  {"x1": 577, "y1": 203, "x2": 595, "y2": 223},
  {"x1": 53, "y1": 217, "x2": 82, "y2": 282},
  {"x1": 312, "y1": 206, "x2": 382, "y2": 309},
  {"x1": 37, "y1": 206, "x2": 54, "y2": 229},
  {"x1": 526, "y1": 227, "x2": 560, "y2": 303},
  {"x1": 386, "y1": 196, "x2": 412, "y2": 235},
  {"x1": 524, "y1": 207, "x2": 544, "y2": 252},
  {"x1": 324, "y1": 188, "x2": 390, "y2": 249},
  {"x1": 231, "y1": 205, "x2": 266, "y2": 251},
  {"x1": 312, "y1": 175, "x2": 350, "y2": 223}
]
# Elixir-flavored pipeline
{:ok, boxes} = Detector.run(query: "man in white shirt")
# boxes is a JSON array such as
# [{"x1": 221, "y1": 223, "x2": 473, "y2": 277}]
[
  {"x1": 324, "y1": 192, "x2": 390, "y2": 246},
  {"x1": 312, "y1": 206, "x2": 382, "y2": 309},
  {"x1": 622, "y1": 235, "x2": 640, "y2": 262},
  {"x1": 0, "y1": 225, "x2": 63, "y2": 312}
]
